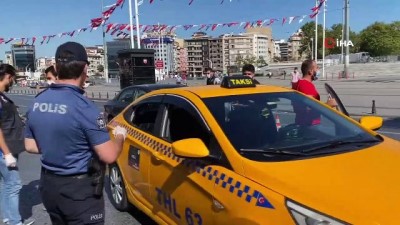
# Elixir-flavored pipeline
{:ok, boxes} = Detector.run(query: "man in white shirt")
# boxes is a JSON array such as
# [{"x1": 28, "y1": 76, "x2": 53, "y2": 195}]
[{"x1": 291, "y1": 67, "x2": 300, "y2": 89}]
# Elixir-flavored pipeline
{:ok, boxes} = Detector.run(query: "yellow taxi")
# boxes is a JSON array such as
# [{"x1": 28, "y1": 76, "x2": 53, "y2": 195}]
[{"x1": 107, "y1": 76, "x2": 400, "y2": 225}]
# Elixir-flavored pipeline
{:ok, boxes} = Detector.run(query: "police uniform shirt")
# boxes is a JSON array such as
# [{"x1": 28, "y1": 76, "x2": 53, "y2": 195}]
[{"x1": 25, "y1": 84, "x2": 110, "y2": 175}]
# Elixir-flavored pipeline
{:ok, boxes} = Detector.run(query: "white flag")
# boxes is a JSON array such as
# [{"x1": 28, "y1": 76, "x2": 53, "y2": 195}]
[
  {"x1": 299, "y1": 15, "x2": 307, "y2": 23},
  {"x1": 138, "y1": 0, "x2": 144, "y2": 6},
  {"x1": 288, "y1": 16, "x2": 295, "y2": 24}
]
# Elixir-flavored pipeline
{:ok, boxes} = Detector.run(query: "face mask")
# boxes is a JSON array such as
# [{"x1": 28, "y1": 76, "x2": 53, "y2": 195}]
[{"x1": 312, "y1": 70, "x2": 320, "y2": 81}]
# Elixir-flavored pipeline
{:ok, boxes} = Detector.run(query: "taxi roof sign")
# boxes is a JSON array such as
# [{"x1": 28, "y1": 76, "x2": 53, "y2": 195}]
[{"x1": 220, "y1": 76, "x2": 256, "y2": 89}]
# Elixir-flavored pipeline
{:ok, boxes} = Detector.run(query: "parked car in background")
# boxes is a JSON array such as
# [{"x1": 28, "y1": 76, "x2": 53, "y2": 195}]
[{"x1": 103, "y1": 83, "x2": 185, "y2": 122}]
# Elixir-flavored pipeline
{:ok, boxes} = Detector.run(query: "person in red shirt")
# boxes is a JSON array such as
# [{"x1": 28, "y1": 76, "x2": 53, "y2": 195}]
[{"x1": 293, "y1": 59, "x2": 337, "y2": 125}]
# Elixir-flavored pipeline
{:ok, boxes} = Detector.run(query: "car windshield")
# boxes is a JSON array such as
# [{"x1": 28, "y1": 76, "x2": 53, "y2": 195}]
[{"x1": 203, "y1": 92, "x2": 382, "y2": 161}]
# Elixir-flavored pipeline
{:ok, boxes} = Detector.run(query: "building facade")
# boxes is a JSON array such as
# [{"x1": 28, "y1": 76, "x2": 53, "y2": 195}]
[
  {"x1": 85, "y1": 46, "x2": 104, "y2": 77},
  {"x1": 208, "y1": 38, "x2": 223, "y2": 72},
  {"x1": 11, "y1": 44, "x2": 35, "y2": 72},
  {"x1": 276, "y1": 39, "x2": 289, "y2": 61},
  {"x1": 185, "y1": 32, "x2": 210, "y2": 77},
  {"x1": 5, "y1": 51, "x2": 13, "y2": 66},
  {"x1": 288, "y1": 29, "x2": 305, "y2": 61},
  {"x1": 106, "y1": 39, "x2": 131, "y2": 79},
  {"x1": 36, "y1": 57, "x2": 55, "y2": 72},
  {"x1": 142, "y1": 36, "x2": 175, "y2": 76},
  {"x1": 174, "y1": 38, "x2": 188, "y2": 73}
]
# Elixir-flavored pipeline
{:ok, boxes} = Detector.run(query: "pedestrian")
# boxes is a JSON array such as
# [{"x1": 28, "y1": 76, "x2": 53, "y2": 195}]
[
  {"x1": 0, "y1": 64, "x2": 35, "y2": 225},
  {"x1": 176, "y1": 75, "x2": 182, "y2": 85},
  {"x1": 295, "y1": 59, "x2": 337, "y2": 106},
  {"x1": 181, "y1": 72, "x2": 187, "y2": 85},
  {"x1": 45, "y1": 65, "x2": 57, "y2": 85},
  {"x1": 24, "y1": 42, "x2": 127, "y2": 225},
  {"x1": 290, "y1": 67, "x2": 300, "y2": 89},
  {"x1": 205, "y1": 68, "x2": 220, "y2": 85},
  {"x1": 242, "y1": 64, "x2": 260, "y2": 84}
]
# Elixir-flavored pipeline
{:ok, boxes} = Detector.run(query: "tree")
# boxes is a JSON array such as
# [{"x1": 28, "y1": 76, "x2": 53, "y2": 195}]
[
  {"x1": 97, "y1": 65, "x2": 104, "y2": 72},
  {"x1": 242, "y1": 55, "x2": 257, "y2": 65},
  {"x1": 298, "y1": 22, "x2": 324, "y2": 59},
  {"x1": 235, "y1": 54, "x2": 244, "y2": 69},
  {"x1": 359, "y1": 21, "x2": 400, "y2": 56},
  {"x1": 256, "y1": 57, "x2": 268, "y2": 67}
]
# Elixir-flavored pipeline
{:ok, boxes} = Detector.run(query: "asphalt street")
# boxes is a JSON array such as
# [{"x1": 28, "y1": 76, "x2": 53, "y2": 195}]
[{"x1": 6, "y1": 93, "x2": 400, "y2": 225}]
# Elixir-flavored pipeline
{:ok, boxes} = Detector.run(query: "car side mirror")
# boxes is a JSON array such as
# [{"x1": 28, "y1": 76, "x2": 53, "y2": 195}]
[
  {"x1": 172, "y1": 138, "x2": 210, "y2": 158},
  {"x1": 359, "y1": 116, "x2": 383, "y2": 131}
]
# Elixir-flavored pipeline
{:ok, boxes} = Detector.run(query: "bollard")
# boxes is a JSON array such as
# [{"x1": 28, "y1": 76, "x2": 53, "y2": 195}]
[
  {"x1": 98, "y1": 92, "x2": 101, "y2": 99},
  {"x1": 106, "y1": 92, "x2": 109, "y2": 99},
  {"x1": 371, "y1": 100, "x2": 376, "y2": 115},
  {"x1": 92, "y1": 92, "x2": 94, "y2": 98}
]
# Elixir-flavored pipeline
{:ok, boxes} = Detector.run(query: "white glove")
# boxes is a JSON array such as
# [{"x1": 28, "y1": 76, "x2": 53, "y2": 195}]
[
  {"x1": 4, "y1": 153, "x2": 17, "y2": 167},
  {"x1": 112, "y1": 126, "x2": 127, "y2": 140}
]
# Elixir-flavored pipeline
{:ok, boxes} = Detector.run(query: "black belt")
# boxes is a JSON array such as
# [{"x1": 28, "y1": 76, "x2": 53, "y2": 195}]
[{"x1": 41, "y1": 167, "x2": 90, "y2": 179}]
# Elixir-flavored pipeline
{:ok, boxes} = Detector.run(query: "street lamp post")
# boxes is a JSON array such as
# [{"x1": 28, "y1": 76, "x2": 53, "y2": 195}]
[
  {"x1": 322, "y1": 0, "x2": 326, "y2": 79},
  {"x1": 205, "y1": 59, "x2": 213, "y2": 69},
  {"x1": 344, "y1": 0, "x2": 350, "y2": 76},
  {"x1": 101, "y1": 0, "x2": 109, "y2": 83},
  {"x1": 310, "y1": 38, "x2": 314, "y2": 60},
  {"x1": 314, "y1": 0, "x2": 319, "y2": 62}
]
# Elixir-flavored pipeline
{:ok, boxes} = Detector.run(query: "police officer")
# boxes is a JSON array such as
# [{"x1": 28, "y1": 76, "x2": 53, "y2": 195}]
[{"x1": 24, "y1": 42, "x2": 127, "y2": 225}]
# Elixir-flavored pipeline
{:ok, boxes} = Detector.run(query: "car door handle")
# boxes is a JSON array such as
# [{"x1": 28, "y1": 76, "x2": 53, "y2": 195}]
[{"x1": 152, "y1": 151, "x2": 165, "y2": 161}]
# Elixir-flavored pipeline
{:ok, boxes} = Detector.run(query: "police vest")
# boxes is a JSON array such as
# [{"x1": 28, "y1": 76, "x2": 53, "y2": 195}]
[{"x1": 0, "y1": 93, "x2": 26, "y2": 155}]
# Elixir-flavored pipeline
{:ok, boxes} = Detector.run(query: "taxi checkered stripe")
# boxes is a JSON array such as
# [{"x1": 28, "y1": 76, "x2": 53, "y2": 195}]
[
  {"x1": 198, "y1": 167, "x2": 261, "y2": 204},
  {"x1": 110, "y1": 121, "x2": 272, "y2": 208}
]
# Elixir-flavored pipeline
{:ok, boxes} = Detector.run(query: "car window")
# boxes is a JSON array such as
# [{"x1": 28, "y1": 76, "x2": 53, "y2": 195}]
[
  {"x1": 161, "y1": 96, "x2": 229, "y2": 164},
  {"x1": 123, "y1": 96, "x2": 164, "y2": 135},
  {"x1": 135, "y1": 89, "x2": 147, "y2": 99},
  {"x1": 203, "y1": 92, "x2": 381, "y2": 161},
  {"x1": 118, "y1": 88, "x2": 136, "y2": 103}
]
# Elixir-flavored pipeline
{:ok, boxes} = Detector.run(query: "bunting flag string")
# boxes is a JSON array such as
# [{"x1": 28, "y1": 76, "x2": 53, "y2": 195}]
[{"x1": 0, "y1": 0, "x2": 324, "y2": 46}]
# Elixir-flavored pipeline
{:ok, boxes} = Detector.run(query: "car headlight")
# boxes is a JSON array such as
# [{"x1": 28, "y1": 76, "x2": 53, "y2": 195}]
[{"x1": 286, "y1": 200, "x2": 349, "y2": 225}]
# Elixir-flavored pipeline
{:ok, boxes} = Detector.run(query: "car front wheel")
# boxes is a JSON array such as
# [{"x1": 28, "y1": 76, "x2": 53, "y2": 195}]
[{"x1": 109, "y1": 163, "x2": 128, "y2": 211}]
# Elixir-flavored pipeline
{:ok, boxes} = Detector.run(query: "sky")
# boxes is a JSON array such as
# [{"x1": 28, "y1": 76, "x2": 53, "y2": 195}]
[{"x1": 0, "y1": 0, "x2": 399, "y2": 60}]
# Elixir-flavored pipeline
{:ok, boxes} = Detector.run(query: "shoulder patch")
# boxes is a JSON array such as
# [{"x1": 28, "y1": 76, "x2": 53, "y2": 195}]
[{"x1": 96, "y1": 112, "x2": 106, "y2": 129}]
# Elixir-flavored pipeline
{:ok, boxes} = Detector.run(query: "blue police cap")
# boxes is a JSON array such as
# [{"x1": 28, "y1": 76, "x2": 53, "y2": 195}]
[{"x1": 55, "y1": 42, "x2": 90, "y2": 65}]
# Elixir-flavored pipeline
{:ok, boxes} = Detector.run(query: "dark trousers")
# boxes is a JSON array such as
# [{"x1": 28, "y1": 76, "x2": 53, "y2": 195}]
[{"x1": 40, "y1": 169, "x2": 105, "y2": 225}]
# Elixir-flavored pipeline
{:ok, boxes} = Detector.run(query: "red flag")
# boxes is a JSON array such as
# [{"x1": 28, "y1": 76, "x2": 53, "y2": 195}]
[
  {"x1": 150, "y1": 0, "x2": 154, "y2": 3},
  {"x1": 244, "y1": 22, "x2": 251, "y2": 29},
  {"x1": 106, "y1": 24, "x2": 114, "y2": 33},
  {"x1": 211, "y1": 24, "x2": 218, "y2": 31},
  {"x1": 256, "y1": 20, "x2": 263, "y2": 27},
  {"x1": 282, "y1": 17, "x2": 287, "y2": 26},
  {"x1": 32, "y1": 37, "x2": 36, "y2": 45},
  {"x1": 91, "y1": 18, "x2": 103, "y2": 28},
  {"x1": 119, "y1": 24, "x2": 128, "y2": 30},
  {"x1": 310, "y1": 12, "x2": 318, "y2": 18},
  {"x1": 40, "y1": 36, "x2": 47, "y2": 45},
  {"x1": 0, "y1": 38, "x2": 4, "y2": 44},
  {"x1": 312, "y1": 0, "x2": 325, "y2": 12},
  {"x1": 198, "y1": 24, "x2": 207, "y2": 30}
]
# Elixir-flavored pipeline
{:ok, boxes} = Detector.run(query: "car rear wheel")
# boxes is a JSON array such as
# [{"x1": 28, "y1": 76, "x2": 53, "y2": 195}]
[{"x1": 109, "y1": 163, "x2": 128, "y2": 211}]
